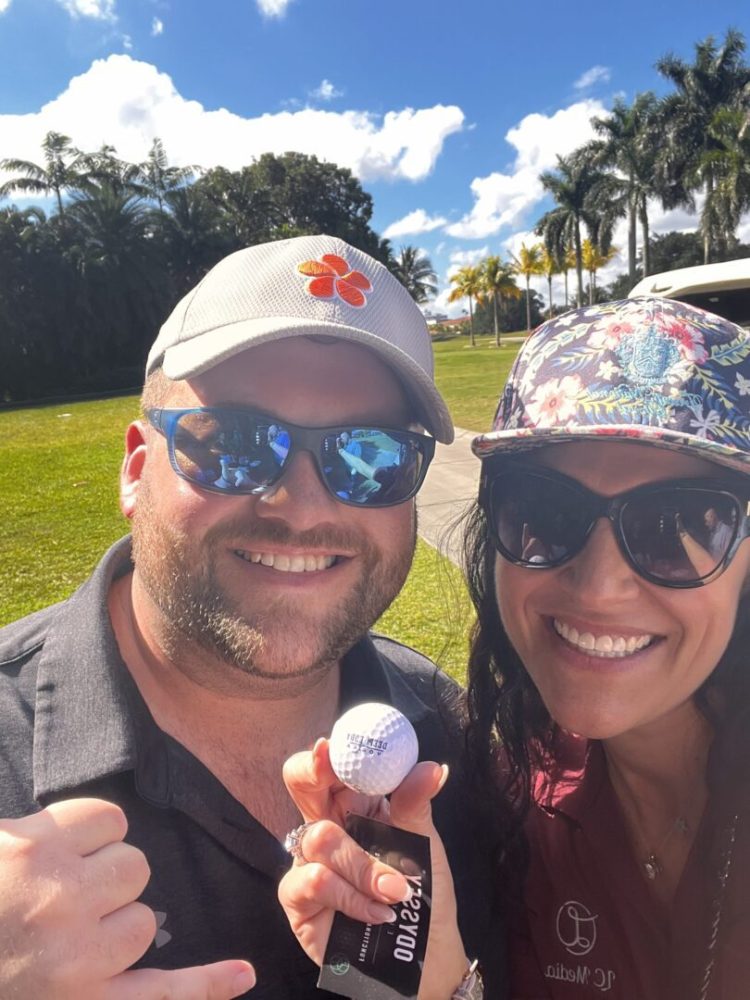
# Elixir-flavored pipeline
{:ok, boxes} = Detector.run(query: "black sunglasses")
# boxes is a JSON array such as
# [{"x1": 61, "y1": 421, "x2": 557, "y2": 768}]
[
  {"x1": 480, "y1": 463, "x2": 750, "y2": 588},
  {"x1": 146, "y1": 407, "x2": 435, "y2": 508}
]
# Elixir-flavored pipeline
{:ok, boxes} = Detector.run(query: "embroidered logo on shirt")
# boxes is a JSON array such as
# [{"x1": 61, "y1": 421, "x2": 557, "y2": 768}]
[{"x1": 556, "y1": 900, "x2": 597, "y2": 956}]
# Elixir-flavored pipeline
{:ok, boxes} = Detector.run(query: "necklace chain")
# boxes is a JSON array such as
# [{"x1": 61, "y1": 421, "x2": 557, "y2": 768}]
[
  {"x1": 642, "y1": 815, "x2": 691, "y2": 880},
  {"x1": 698, "y1": 813, "x2": 739, "y2": 1000}
]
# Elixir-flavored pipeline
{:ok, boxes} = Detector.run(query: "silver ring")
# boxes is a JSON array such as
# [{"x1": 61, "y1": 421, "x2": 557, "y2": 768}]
[{"x1": 284, "y1": 821, "x2": 316, "y2": 863}]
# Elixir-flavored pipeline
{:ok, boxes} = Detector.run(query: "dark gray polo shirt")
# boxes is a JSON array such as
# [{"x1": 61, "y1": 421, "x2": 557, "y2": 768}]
[{"x1": 0, "y1": 538, "x2": 506, "y2": 998}]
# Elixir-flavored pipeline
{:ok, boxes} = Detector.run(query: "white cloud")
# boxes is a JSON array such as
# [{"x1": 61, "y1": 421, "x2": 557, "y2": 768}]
[
  {"x1": 574, "y1": 65, "x2": 611, "y2": 90},
  {"x1": 445, "y1": 99, "x2": 605, "y2": 239},
  {"x1": 310, "y1": 79, "x2": 342, "y2": 102},
  {"x1": 257, "y1": 0, "x2": 294, "y2": 17},
  {"x1": 151, "y1": 17, "x2": 164, "y2": 36},
  {"x1": 122, "y1": 33, "x2": 132, "y2": 50},
  {"x1": 431, "y1": 288, "x2": 463, "y2": 318},
  {"x1": 0, "y1": 56, "x2": 463, "y2": 188},
  {"x1": 736, "y1": 212, "x2": 750, "y2": 244},
  {"x1": 448, "y1": 246, "x2": 489, "y2": 270},
  {"x1": 57, "y1": 0, "x2": 115, "y2": 20},
  {"x1": 0, "y1": 0, "x2": 12, "y2": 13},
  {"x1": 383, "y1": 208, "x2": 447, "y2": 239}
]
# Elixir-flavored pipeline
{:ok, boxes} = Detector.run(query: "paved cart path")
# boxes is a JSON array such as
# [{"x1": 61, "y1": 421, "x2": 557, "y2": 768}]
[{"x1": 416, "y1": 426, "x2": 480, "y2": 566}]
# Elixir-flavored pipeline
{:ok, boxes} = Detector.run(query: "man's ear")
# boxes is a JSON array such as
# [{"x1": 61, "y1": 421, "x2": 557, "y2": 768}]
[{"x1": 120, "y1": 420, "x2": 149, "y2": 519}]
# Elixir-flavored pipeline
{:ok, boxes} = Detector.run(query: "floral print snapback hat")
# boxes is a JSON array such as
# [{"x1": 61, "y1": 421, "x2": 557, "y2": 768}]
[{"x1": 472, "y1": 296, "x2": 750, "y2": 476}]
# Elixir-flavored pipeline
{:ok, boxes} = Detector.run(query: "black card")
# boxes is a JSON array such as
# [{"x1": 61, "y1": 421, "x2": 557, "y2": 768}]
[{"x1": 318, "y1": 814, "x2": 432, "y2": 999}]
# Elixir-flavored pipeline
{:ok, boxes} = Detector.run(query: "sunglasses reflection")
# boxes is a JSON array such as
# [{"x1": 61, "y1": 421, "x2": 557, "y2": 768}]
[
  {"x1": 668, "y1": 509, "x2": 735, "y2": 579},
  {"x1": 326, "y1": 430, "x2": 412, "y2": 503},
  {"x1": 173, "y1": 412, "x2": 418, "y2": 504}
]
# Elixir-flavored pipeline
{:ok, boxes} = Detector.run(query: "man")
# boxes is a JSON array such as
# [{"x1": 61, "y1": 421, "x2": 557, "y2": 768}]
[{"x1": 0, "y1": 235, "x2": 503, "y2": 999}]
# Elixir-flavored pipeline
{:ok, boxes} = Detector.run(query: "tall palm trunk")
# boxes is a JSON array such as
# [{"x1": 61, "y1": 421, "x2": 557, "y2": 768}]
[
  {"x1": 493, "y1": 294, "x2": 500, "y2": 347},
  {"x1": 468, "y1": 296, "x2": 475, "y2": 348},
  {"x1": 627, "y1": 190, "x2": 637, "y2": 286},
  {"x1": 524, "y1": 276, "x2": 532, "y2": 333},
  {"x1": 639, "y1": 203, "x2": 650, "y2": 277},
  {"x1": 574, "y1": 224, "x2": 584, "y2": 307},
  {"x1": 547, "y1": 274, "x2": 553, "y2": 318},
  {"x1": 704, "y1": 174, "x2": 714, "y2": 264}
]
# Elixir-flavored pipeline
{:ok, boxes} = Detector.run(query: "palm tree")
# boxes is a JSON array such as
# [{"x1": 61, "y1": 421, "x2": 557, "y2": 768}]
[
  {"x1": 78, "y1": 145, "x2": 146, "y2": 198},
  {"x1": 590, "y1": 93, "x2": 662, "y2": 282},
  {"x1": 539, "y1": 248, "x2": 561, "y2": 318},
  {"x1": 511, "y1": 243, "x2": 544, "y2": 333},
  {"x1": 558, "y1": 246, "x2": 576, "y2": 310},
  {"x1": 447, "y1": 265, "x2": 483, "y2": 347},
  {"x1": 391, "y1": 245, "x2": 438, "y2": 304},
  {"x1": 536, "y1": 153, "x2": 605, "y2": 308},
  {"x1": 162, "y1": 185, "x2": 230, "y2": 293},
  {"x1": 139, "y1": 138, "x2": 196, "y2": 217},
  {"x1": 581, "y1": 239, "x2": 618, "y2": 304},
  {"x1": 656, "y1": 29, "x2": 750, "y2": 263},
  {"x1": 478, "y1": 256, "x2": 522, "y2": 346},
  {"x1": 692, "y1": 108, "x2": 750, "y2": 259},
  {"x1": 66, "y1": 184, "x2": 167, "y2": 363},
  {"x1": 0, "y1": 132, "x2": 84, "y2": 218}
]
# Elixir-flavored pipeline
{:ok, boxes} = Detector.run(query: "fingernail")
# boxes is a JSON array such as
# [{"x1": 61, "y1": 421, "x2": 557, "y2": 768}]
[
  {"x1": 376, "y1": 873, "x2": 412, "y2": 901},
  {"x1": 437, "y1": 763, "x2": 450, "y2": 791},
  {"x1": 367, "y1": 902, "x2": 398, "y2": 923},
  {"x1": 233, "y1": 967, "x2": 256, "y2": 992},
  {"x1": 312, "y1": 737, "x2": 326, "y2": 755}
]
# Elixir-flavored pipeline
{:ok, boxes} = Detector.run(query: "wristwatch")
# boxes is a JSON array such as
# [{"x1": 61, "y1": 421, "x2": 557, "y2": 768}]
[{"x1": 451, "y1": 958, "x2": 484, "y2": 999}]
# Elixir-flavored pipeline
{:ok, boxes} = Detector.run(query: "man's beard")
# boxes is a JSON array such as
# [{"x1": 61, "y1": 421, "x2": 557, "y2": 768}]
[{"x1": 130, "y1": 478, "x2": 415, "y2": 681}]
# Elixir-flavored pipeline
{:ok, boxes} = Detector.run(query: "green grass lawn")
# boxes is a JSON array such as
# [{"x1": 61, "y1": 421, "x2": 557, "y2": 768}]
[
  {"x1": 432, "y1": 333, "x2": 522, "y2": 430},
  {"x1": 0, "y1": 334, "x2": 521, "y2": 682}
]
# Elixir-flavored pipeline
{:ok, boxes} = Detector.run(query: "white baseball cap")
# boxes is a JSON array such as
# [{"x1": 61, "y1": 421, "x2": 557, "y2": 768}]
[{"x1": 147, "y1": 234, "x2": 454, "y2": 443}]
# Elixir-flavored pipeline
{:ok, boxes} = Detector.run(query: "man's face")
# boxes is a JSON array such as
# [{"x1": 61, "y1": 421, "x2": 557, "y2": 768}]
[{"x1": 125, "y1": 338, "x2": 418, "y2": 685}]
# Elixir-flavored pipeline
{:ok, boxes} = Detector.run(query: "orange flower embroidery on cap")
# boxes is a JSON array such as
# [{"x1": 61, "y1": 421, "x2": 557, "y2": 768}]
[{"x1": 298, "y1": 253, "x2": 373, "y2": 308}]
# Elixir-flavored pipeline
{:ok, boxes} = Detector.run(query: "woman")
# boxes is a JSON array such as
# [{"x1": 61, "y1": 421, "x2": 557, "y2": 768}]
[{"x1": 278, "y1": 296, "x2": 750, "y2": 999}]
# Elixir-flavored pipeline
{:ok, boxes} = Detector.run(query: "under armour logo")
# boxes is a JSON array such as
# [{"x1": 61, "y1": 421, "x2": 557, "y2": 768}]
[
  {"x1": 153, "y1": 910, "x2": 172, "y2": 948},
  {"x1": 556, "y1": 900, "x2": 597, "y2": 957}
]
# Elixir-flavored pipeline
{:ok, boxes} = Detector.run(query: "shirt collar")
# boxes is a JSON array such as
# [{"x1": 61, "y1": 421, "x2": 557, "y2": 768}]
[
  {"x1": 33, "y1": 536, "x2": 137, "y2": 802},
  {"x1": 339, "y1": 632, "x2": 434, "y2": 725},
  {"x1": 534, "y1": 733, "x2": 609, "y2": 824}
]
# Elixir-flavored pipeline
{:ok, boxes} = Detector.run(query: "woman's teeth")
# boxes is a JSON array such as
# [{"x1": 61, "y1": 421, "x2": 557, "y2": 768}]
[
  {"x1": 553, "y1": 619, "x2": 654, "y2": 658},
  {"x1": 235, "y1": 550, "x2": 337, "y2": 572}
]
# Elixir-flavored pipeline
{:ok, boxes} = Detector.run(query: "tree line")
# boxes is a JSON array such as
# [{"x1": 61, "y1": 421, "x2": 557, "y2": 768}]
[
  {"x1": 0, "y1": 139, "x2": 435, "y2": 402},
  {"x1": 3, "y1": 30, "x2": 750, "y2": 397},
  {"x1": 446, "y1": 29, "x2": 750, "y2": 337}
]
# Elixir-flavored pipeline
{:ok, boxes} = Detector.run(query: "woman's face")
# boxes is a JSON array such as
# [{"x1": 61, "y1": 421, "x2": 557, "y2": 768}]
[{"x1": 494, "y1": 441, "x2": 750, "y2": 741}]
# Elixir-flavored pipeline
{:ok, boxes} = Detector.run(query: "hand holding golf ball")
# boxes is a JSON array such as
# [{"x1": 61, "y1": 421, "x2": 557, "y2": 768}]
[
  {"x1": 279, "y1": 706, "x2": 469, "y2": 996},
  {"x1": 328, "y1": 702, "x2": 419, "y2": 796}
]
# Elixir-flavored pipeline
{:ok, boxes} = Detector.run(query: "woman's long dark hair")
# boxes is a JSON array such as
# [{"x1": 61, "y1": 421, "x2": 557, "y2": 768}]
[{"x1": 461, "y1": 473, "x2": 750, "y2": 896}]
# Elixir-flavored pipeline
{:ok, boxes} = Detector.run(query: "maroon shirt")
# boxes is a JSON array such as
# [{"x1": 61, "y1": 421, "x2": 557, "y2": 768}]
[{"x1": 509, "y1": 736, "x2": 750, "y2": 999}]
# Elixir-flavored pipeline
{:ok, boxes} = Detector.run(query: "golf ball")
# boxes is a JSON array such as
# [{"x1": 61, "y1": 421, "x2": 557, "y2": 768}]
[{"x1": 328, "y1": 702, "x2": 419, "y2": 796}]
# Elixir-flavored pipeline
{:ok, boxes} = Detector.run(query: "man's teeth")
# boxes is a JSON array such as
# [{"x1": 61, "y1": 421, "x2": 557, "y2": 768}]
[
  {"x1": 235, "y1": 550, "x2": 336, "y2": 572},
  {"x1": 553, "y1": 619, "x2": 654, "y2": 658}
]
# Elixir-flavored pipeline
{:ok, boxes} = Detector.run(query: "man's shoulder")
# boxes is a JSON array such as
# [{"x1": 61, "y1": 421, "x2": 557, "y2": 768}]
[
  {"x1": 0, "y1": 601, "x2": 64, "y2": 672},
  {"x1": 0, "y1": 603, "x2": 66, "y2": 817},
  {"x1": 369, "y1": 631, "x2": 459, "y2": 683},
  {"x1": 367, "y1": 631, "x2": 465, "y2": 719}
]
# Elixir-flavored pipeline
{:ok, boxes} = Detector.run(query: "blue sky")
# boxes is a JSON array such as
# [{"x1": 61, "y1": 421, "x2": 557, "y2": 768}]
[{"x1": 0, "y1": 0, "x2": 748, "y2": 312}]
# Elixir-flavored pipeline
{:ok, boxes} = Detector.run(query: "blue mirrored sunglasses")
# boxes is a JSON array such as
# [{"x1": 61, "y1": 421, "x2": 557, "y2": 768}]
[{"x1": 146, "y1": 407, "x2": 435, "y2": 508}]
